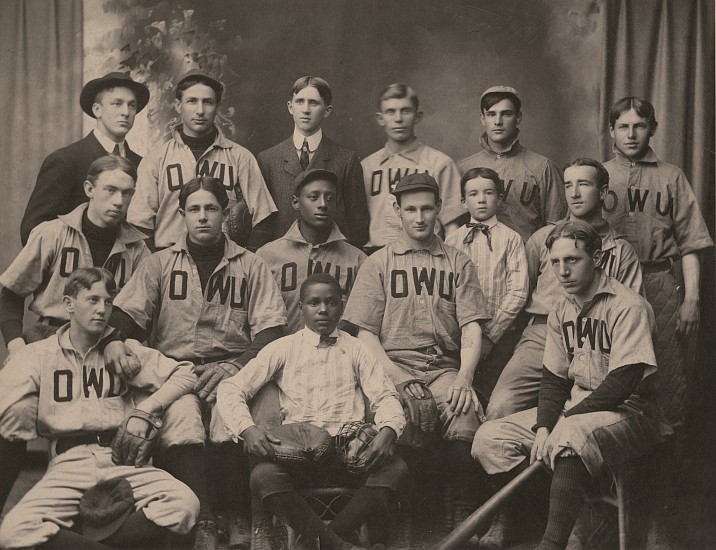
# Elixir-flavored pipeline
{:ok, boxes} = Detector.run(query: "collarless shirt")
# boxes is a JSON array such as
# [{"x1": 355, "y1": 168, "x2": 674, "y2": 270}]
[
  {"x1": 256, "y1": 221, "x2": 366, "y2": 334},
  {"x1": 93, "y1": 129, "x2": 126, "y2": 157},
  {"x1": 446, "y1": 216, "x2": 528, "y2": 343},
  {"x1": 217, "y1": 327, "x2": 405, "y2": 438},
  {"x1": 292, "y1": 128, "x2": 323, "y2": 163},
  {"x1": 361, "y1": 140, "x2": 462, "y2": 247},
  {"x1": 602, "y1": 147, "x2": 713, "y2": 260}
]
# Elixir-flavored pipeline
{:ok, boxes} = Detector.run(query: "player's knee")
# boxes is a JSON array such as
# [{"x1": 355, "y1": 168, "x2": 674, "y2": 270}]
[
  {"x1": 173, "y1": 485, "x2": 200, "y2": 534},
  {"x1": 158, "y1": 394, "x2": 205, "y2": 449},
  {"x1": 485, "y1": 391, "x2": 516, "y2": 421},
  {"x1": 471, "y1": 420, "x2": 502, "y2": 461},
  {"x1": 249, "y1": 461, "x2": 285, "y2": 498},
  {"x1": 0, "y1": 400, "x2": 39, "y2": 441},
  {"x1": 442, "y1": 410, "x2": 480, "y2": 443}
]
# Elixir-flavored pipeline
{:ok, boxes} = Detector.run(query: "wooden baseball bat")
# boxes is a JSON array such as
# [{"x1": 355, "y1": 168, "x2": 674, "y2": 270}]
[{"x1": 436, "y1": 460, "x2": 548, "y2": 550}]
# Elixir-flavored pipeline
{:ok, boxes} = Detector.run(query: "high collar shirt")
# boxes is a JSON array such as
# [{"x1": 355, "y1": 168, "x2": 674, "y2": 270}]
[
  {"x1": 256, "y1": 221, "x2": 366, "y2": 334},
  {"x1": 543, "y1": 270, "x2": 656, "y2": 408},
  {"x1": 0, "y1": 325, "x2": 195, "y2": 439},
  {"x1": 343, "y1": 236, "x2": 490, "y2": 352},
  {"x1": 113, "y1": 233, "x2": 287, "y2": 361},
  {"x1": 360, "y1": 140, "x2": 462, "y2": 247},
  {"x1": 0, "y1": 203, "x2": 149, "y2": 320},
  {"x1": 457, "y1": 132, "x2": 567, "y2": 242},
  {"x1": 93, "y1": 128, "x2": 126, "y2": 157},
  {"x1": 292, "y1": 128, "x2": 323, "y2": 162},
  {"x1": 524, "y1": 217, "x2": 643, "y2": 316},
  {"x1": 217, "y1": 327, "x2": 405, "y2": 438},
  {"x1": 446, "y1": 216, "x2": 528, "y2": 343},
  {"x1": 603, "y1": 147, "x2": 713, "y2": 260},
  {"x1": 127, "y1": 124, "x2": 277, "y2": 248}
]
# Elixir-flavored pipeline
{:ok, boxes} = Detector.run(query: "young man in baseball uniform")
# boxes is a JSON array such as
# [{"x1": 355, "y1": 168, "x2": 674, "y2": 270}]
[
  {"x1": 446, "y1": 167, "x2": 529, "y2": 397},
  {"x1": 0, "y1": 267, "x2": 200, "y2": 550},
  {"x1": 603, "y1": 97, "x2": 713, "y2": 427},
  {"x1": 256, "y1": 168, "x2": 366, "y2": 335},
  {"x1": 218, "y1": 273, "x2": 407, "y2": 550},
  {"x1": 0, "y1": 155, "x2": 149, "y2": 512},
  {"x1": 21, "y1": 72, "x2": 149, "y2": 245},
  {"x1": 106, "y1": 176, "x2": 287, "y2": 549},
  {"x1": 257, "y1": 76, "x2": 369, "y2": 248},
  {"x1": 343, "y1": 172, "x2": 491, "y2": 514},
  {"x1": 458, "y1": 86, "x2": 567, "y2": 243},
  {"x1": 487, "y1": 158, "x2": 643, "y2": 422},
  {"x1": 472, "y1": 221, "x2": 672, "y2": 550},
  {"x1": 361, "y1": 83, "x2": 463, "y2": 253},
  {"x1": 127, "y1": 69, "x2": 277, "y2": 252}
]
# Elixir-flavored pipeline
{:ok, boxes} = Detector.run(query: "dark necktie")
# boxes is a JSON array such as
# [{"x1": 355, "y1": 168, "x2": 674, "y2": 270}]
[
  {"x1": 112, "y1": 143, "x2": 121, "y2": 157},
  {"x1": 319, "y1": 335, "x2": 338, "y2": 346},
  {"x1": 300, "y1": 139, "x2": 310, "y2": 170},
  {"x1": 464, "y1": 222, "x2": 492, "y2": 251}
]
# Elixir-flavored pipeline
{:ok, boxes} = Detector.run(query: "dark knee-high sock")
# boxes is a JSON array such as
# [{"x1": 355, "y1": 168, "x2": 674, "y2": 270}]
[
  {"x1": 158, "y1": 444, "x2": 212, "y2": 519},
  {"x1": 539, "y1": 456, "x2": 591, "y2": 549},
  {"x1": 329, "y1": 486, "x2": 391, "y2": 544},
  {"x1": 37, "y1": 529, "x2": 110, "y2": 549},
  {"x1": 446, "y1": 440, "x2": 488, "y2": 502},
  {"x1": 103, "y1": 509, "x2": 170, "y2": 547},
  {"x1": 0, "y1": 437, "x2": 25, "y2": 511},
  {"x1": 208, "y1": 441, "x2": 249, "y2": 514},
  {"x1": 264, "y1": 491, "x2": 346, "y2": 550}
]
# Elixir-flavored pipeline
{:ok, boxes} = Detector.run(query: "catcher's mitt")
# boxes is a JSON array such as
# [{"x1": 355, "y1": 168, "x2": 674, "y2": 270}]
[
  {"x1": 335, "y1": 421, "x2": 378, "y2": 474},
  {"x1": 226, "y1": 198, "x2": 252, "y2": 246},
  {"x1": 266, "y1": 422, "x2": 333, "y2": 469},
  {"x1": 111, "y1": 409, "x2": 162, "y2": 467},
  {"x1": 396, "y1": 379, "x2": 438, "y2": 449}
]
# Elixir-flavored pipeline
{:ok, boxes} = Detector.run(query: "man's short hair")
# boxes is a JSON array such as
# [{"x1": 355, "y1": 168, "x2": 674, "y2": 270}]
[
  {"x1": 546, "y1": 220, "x2": 602, "y2": 256},
  {"x1": 564, "y1": 158, "x2": 610, "y2": 189},
  {"x1": 86, "y1": 155, "x2": 137, "y2": 186},
  {"x1": 178, "y1": 175, "x2": 229, "y2": 210},
  {"x1": 64, "y1": 267, "x2": 117, "y2": 299},
  {"x1": 481, "y1": 91, "x2": 522, "y2": 114},
  {"x1": 176, "y1": 76, "x2": 223, "y2": 103},
  {"x1": 609, "y1": 96, "x2": 658, "y2": 133},
  {"x1": 293, "y1": 169, "x2": 338, "y2": 195},
  {"x1": 460, "y1": 167, "x2": 504, "y2": 198},
  {"x1": 299, "y1": 272, "x2": 342, "y2": 302},
  {"x1": 291, "y1": 76, "x2": 332, "y2": 106},
  {"x1": 378, "y1": 83, "x2": 419, "y2": 111}
]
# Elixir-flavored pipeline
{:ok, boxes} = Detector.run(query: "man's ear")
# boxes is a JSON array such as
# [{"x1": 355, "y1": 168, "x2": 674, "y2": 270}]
[
  {"x1": 323, "y1": 104, "x2": 333, "y2": 118},
  {"x1": 592, "y1": 249, "x2": 603, "y2": 268},
  {"x1": 479, "y1": 112, "x2": 486, "y2": 128},
  {"x1": 174, "y1": 98, "x2": 182, "y2": 114},
  {"x1": 609, "y1": 126, "x2": 616, "y2": 140},
  {"x1": 393, "y1": 201, "x2": 401, "y2": 217},
  {"x1": 92, "y1": 102, "x2": 102, "y2": 119},
  {"x1": 515, "y1": 111, "x2": 523, "y2": 126},
  {"x1": 179, "y1": 208, "x2": 185, "y2": 219},
  {"x1": 291, "y1": 194, "x2": 300, "y2": 211},
  {"x1": 83, "y1": 180, "x2": 95, "y2": 200},
  {"x1": 222, "y1": 207, "x2": 230, "y2": 220},
  {"x1": 414, "y1": 110, "x2": 424, "y2": 125},
  {"x1": 63, "y1": 295, "x2": 74, "y2": 314},
  {"x1": 375, "y1": 112, "x2": 385, "y2": 127}
]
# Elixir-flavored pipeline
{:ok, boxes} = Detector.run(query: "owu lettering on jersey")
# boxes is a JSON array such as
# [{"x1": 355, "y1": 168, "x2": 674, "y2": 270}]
[
  {"x1": 390, "y1": 267, "x2": 455, "y2": 300},
  {"x1": 602, "y1": 187, "x2": 674, "y2": 216},
  {"x1": 53, "y1": 365, "x2": 127, "y2": 403},
  {"x1": 561, "y1": 317, "x2": 612, "y2": 355},
  {"x1": 165, "y1": 160, "x2": 237, "y2": 192},
  {"x1": 370, "y1": 168, "x2": 430, "y2": 196},
  {"x1": 501, "y1": 177, "x2": 541, "y2": 208},
  {"x1": 169, "y1": 270, "x2": 248, "y2": 309},
  {"x1": 279, "y1": 260, "x2": 356, "y2": 293},
  {"x1": 59, "y1": 247, "x2": 129, "y2": 287}
]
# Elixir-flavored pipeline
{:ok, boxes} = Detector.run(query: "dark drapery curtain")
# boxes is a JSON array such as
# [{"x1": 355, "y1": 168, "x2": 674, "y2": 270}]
[
  {"x1": 599, "y1": 0, "x2": 714, "y2": 212},
  {"x1": 0, "y1": 0, "x2": 83, "y2": 268}
]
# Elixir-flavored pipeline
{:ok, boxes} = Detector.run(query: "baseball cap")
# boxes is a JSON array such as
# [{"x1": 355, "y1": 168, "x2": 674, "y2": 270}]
[
  {"x1": 480, "y1": 85, "x2": 521, "y2": 102},
  {"x1": 293, "y1": 168, "x2": 338, "y2": 193},
  {"x1": 80, "y1": 72, "x2": 150, "y2": 118},
  {"x1": 391, "y1": 172, "x2": 439, "y2": 196},
  {"x1": 80, "y1": 478, "x2": 135, "y2": 541},
  {"x1": 175, "y1": 68, "x2": 224, "y2": 99}
]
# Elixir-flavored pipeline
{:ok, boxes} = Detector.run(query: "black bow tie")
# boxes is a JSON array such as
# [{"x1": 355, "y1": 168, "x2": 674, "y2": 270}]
[
  {"x1": 464, "y1": 222, "x2": 492, "y2": 250},
  {"x1": 319, "y1": 335, "x2": 338, "y2": 346}
]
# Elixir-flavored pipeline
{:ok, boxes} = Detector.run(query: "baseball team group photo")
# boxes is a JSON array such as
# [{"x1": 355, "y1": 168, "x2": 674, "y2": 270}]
[{"x1": 0, "y1": 1, "x2": 714, "y2": 549}]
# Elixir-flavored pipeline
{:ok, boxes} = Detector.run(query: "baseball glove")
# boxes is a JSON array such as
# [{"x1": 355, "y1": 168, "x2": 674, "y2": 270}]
[
  {"x1": 335, "y1": 421, "x2": 378, "y2": 474},
  {"x1": 266, "y1": 422, "x2": 333, "y2": 469},
  {"x1": 226, "y1": 198, "x2": 252, "y2": 246},
  {"x1": 111, "y1": 409, "x2": 162, "y2": 468},
  {"x1": 396, "y1": 379, "x2": 439, "y2": 449}
]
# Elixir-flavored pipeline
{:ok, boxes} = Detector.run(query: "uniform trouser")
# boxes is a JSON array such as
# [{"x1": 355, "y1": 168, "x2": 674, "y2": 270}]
[
  {"x1": 478, "y1": 329, "x2": 521, "y2": 399},
  {"x1": 485, "y1": 323, "x2": 548, "y2": 421},
  {"x1": 0, "y1": 445, "x2": 199, "y2": 549},
  {"x1": 385, "y1": 350, "x2": 482, "y2": 442}
]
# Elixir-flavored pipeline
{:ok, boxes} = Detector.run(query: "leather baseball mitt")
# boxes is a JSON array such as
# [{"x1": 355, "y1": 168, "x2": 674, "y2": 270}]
[
  {"x1": 396, "y1": 379, "x2": 439, "y2": 449},
  {"x1": 265, "y1": 422, "x2": 333, "y2": 469}
]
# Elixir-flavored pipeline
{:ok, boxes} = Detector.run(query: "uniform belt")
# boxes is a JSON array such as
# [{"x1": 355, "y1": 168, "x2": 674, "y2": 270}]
[
  {"x1": 55, "y1": 430, "x2": 116, "y2": 455},
  {"x1": 414, "y1": 345, "x2": 460, "y2": 361},
  {"x1": 528, "y1": 314, "x2": 548, "y2": 325},
  {"x1": 38, "y1": 316, "x2": 66, "y2": 328},
  {"x1": 640, "y1": 258, "x2": 673, "y2": 274},
  {"x1": 190, "y1": 354, "x2": 237, "y2": 366}
]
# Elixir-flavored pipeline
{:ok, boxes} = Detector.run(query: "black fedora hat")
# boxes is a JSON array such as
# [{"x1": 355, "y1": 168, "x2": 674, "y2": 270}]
[{"x1": 80, "y1": 72, "x2": 150, "y2": 118}]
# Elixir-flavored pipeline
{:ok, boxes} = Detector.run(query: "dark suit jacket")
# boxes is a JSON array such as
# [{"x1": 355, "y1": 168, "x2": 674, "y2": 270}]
[
  {"x1": 256, "y1": 135, "x2": 368, "y2": 248},
  {"x1": 20, "y1": 132, "x2": 141, "y2": 245}
]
